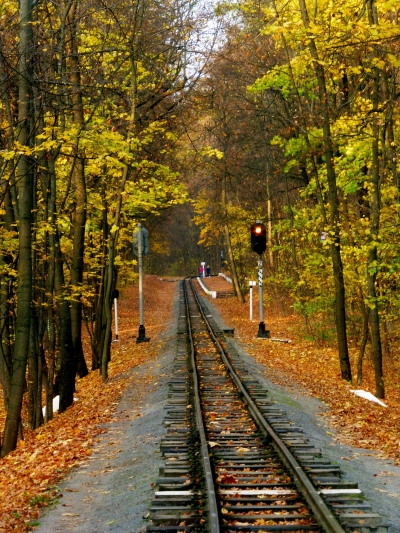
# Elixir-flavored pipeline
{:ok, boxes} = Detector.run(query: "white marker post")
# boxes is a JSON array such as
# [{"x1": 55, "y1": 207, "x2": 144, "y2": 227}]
[
  {"x1": 249, "y1": 281, "x2": 256, "y2": 321},
  {"x1": 112, "y1": 289, "x2": 120, "y2": 342},
  {"x1": 114, "y1": 298, "x2": 119, "y2": 341}
]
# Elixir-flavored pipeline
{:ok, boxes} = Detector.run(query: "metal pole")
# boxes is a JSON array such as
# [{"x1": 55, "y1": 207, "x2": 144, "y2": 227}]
[
  {"x1": 138, "y1": 223, "x2": 144, "y2": 325},
  {"x1": 257, "y1": 254, "x2": 269, "y2": 338},
  {"x1": 114, "y1": 298, "x2": 119, "y2": 341},
  {"x1": 137, "y1": 223, "x2": 150, "y2": 343},
  {"x1": 258, "y1": 255, "x2": 263, "y2": 323}
]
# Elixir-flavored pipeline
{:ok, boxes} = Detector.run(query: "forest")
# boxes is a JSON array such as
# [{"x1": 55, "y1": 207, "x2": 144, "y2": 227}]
[{"x1": 0, "y1": 0, "x2": 399, "y2": 458}]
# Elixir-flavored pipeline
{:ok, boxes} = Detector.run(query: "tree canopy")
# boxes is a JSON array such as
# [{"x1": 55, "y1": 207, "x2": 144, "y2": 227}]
[{"x1": 1, "y1": 0, "x2": 400, "y2": 456}]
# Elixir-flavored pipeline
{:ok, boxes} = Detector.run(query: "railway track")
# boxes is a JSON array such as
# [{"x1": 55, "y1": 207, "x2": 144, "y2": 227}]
[{"x1": 147, "y1": 279, "x2": 387, "y2": 533}]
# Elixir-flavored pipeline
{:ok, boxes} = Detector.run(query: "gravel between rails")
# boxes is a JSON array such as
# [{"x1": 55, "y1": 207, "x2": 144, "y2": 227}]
[{"x1": 35, "y1": 286, "x2": 400, "y2": 533}]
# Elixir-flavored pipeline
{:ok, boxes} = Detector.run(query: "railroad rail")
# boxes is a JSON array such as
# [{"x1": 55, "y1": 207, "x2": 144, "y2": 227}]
[{"x1": 147, "y1": 279, "x2": 387, "y2": 533}]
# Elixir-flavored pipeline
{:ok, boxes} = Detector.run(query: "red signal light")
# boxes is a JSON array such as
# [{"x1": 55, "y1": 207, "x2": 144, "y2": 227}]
[{"x1": 250, "y1": 222, "x2": 267, "y2": 255}]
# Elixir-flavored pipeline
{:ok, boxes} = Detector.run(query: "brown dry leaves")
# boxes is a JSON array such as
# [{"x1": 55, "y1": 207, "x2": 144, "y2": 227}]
[
  {"x1": 0, "y1": 275, "x2": 177, "y2": 532},
  {"x1": 210, "y1": 286, "x2": 400, "y2": 466}
]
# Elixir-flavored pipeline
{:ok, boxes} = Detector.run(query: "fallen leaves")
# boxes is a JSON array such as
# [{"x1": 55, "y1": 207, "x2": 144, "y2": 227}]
[
  {"x1": 0, "y1": 276, "x2": 177, "y2": 532},
  {"x1": 237, "y1": 447, "x2": 251, "y2": 453},
  {"x1": 210, "y1": 287, "x2": 400, "y2": 466}
]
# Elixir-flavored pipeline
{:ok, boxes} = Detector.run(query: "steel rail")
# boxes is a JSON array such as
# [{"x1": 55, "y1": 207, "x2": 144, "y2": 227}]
[
  {"x1": 189, "y1": 278, "x2": 347, "y2": 533},
  {"x1": 183, "y1": 279, "x2": 220, "y2": 533}
]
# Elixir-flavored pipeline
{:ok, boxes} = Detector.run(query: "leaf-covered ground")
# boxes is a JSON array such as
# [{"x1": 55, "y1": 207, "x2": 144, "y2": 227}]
[
  {"x1": 0, "y1": 276, "x2": 177, "y2": 533},
  {"x1": 1, "y1": 274, "x2": 399, "y2": 532},
  {"x1": 203, "y1": 276, "x2": 400, "y2": 465}
]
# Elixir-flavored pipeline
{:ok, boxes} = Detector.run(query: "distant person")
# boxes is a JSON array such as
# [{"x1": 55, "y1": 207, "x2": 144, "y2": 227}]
[
  {"x1": 206, "y1": 265, "x2": 211, "y2": 277},
  {"x1": 199, "y1": 265, "x2": 204, "y2": 277}
]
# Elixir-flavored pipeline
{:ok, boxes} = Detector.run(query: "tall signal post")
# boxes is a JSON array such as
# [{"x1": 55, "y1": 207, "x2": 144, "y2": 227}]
[
  {"x1": 133, "y1": 223, "x2": 150, "y2": 343},
  {"x1": 251, "y1": 221, "x2": 269, "y2": 338}
]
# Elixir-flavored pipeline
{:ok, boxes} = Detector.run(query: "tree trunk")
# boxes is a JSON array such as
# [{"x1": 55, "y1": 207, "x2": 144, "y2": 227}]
[
  {"x1": 298, "y1": 0, "x2": 351, "y2": 382},
  {"x1": 0, "y1": 260, "x2": 12, "y2": 409},
  {"x1": 221, "y1": 168, "x2": 244, "y2": 304},
  {"x1": 284, "y1": 175, "x2": 299, "y2": 281},
  {"x1": 101, "y1": 168, "x2": 129, "y2": 382},
  {"x1": 366, "y1": 0, "x2": 384, "y2": 399},
  {"x1": 92, "y1": 189, "x2": 108, "y2": 370},
  {"x1": 381, "y1": 66, "x2": 399, "y2": 215},
  {"x1": 0, "y1": 43, "x2": 17, "y2": 412},
  {"x1": 100, "y1": 0, "x2": 145, "y2": 379},
  {"x1": 266, "y1": 175, "x2": 274, "y2": 270},
  {"x1": 0, "y1": 252, "x2": 13, "y2": 409},
  {"x1": 46, "y1": 154, "x2": 75, "y2": 413},
  {"x1": 357, "y1": 307, "x2": 370, "y2": 386},
  {"x1": 1, "y1": 0, "x2": 34, "y2": 456},
  {"x1": 55, "y1": 228, "x2": 76, "y2": 413},
  {"x1": 224, "y1": 222, "x2": 243, "y2": 301},
  {"x1": 67, "y1": 0, "x2": 88, "y2": 380},
  {"x1": 224, "y1": 224, "x2": 243, "y2": 302},
  {"x1": 0, "y1": 41, "x2": 19, "y2": 224},
  {"x1": 28, "y1": 315, "x2": 42, "y2": 430},
  {"x1": 43, "y1": 161, "x2": 57, "y2": 421}
]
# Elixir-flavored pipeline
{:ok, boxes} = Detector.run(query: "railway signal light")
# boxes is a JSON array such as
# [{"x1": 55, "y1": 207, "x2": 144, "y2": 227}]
[
  {"x1": 251, "y1": 222, "x2": 267, "y2": 255},
  {"x1": 250, "y1": 221, "x2": 269, "y2": 339}
]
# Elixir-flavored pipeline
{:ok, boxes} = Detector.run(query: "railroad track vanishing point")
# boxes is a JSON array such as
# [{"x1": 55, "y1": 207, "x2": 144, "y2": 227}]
[{"x1": 147, "y1": 279, "x2": 387, "y2": 533}]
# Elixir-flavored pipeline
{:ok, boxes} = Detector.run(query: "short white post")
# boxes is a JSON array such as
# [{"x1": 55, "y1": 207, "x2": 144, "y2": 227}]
[
  {"x1": 249, "y1": 281, "x2": 256, "y2": 321},
  {"x1": 114, "y1": 298, "x2": 119, "y2": 341}
]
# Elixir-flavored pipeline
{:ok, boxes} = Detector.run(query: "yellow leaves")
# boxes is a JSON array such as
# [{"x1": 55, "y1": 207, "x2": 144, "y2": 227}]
[
  {"x1": 0, "y1": 0, "x2": 18, "y2": 19},
  {"x1": 200, "y1": 146, "x2": 224, "y2": 160},
  {"x1": 386, "y1": 53, "x2": 400, "y2": 68},
  {"x1": 347, "y1": 65, "x2": 363, "y2": 76},
  {"x1": 370, "y1": 57, "x2": 386, "y2": 70},
  {"x1": 1, "y1": 141, "x2": 32, "y2": 160}
]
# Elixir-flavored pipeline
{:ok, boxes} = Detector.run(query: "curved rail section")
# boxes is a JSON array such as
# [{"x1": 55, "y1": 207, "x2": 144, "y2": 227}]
[{"x1": 147, "y1": 280, "x2": 387, "y2": 533}]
